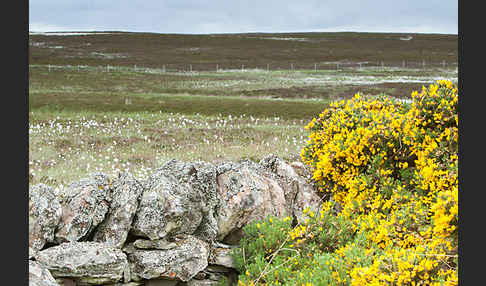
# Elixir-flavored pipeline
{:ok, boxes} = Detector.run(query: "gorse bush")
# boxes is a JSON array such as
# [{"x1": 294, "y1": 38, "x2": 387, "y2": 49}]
[{"x1": 233, "y1": 80, "x2": 458, "y2": 285}]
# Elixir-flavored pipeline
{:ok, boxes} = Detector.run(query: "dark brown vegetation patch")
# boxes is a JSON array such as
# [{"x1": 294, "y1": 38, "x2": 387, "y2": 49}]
[{"x1": 29, "y1": 32, "x2": 457, "y2": 70}]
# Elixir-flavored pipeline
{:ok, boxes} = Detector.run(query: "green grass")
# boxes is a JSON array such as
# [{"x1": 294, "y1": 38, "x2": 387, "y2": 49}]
[
  {"x1": 30, "y1": 91, "x2": 329, "y2": 120},
  {"x1": 28, "y1": 31, "x2": 458, "y2": 187},
  {"x1": 29, "y1": 66, "x2": 457, "y2": 101},
  {"x1": 29, "y1": 110, "x2": 310, "y2": 186}
]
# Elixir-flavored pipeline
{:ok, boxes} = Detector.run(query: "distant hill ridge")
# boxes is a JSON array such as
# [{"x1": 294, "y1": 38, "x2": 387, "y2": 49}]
[{"x1": 29, "y1": 31, "x2": 457, "y2": 70}]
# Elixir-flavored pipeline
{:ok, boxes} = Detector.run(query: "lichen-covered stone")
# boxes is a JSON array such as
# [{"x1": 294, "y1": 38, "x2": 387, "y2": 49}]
[
  {"x1": 185, "y1": 161, "x2": 220, "y2": 242},
  {"x1": 209, "y1": 246, "x2": 236, "y2": 269},
  {"x1": 260, "y1": 155, "x2": 322, "y2": 223},
  {"x1": 132, "y1": 238, "x2": 178, "y2": 250},
  {"x1": 259, "y1": 155, "x2": 300, "y2": 217},
  {"x1": 29, "y1": 260, "x2": 60, "y2": 286},
  {"x1": 93, "y1": 172, "x2": 144, "y2": 248},
  {"x1": 55, "y1": 173, "x2": 113, "y2": 243},
  {"x1": 29, "y1": 184, "x2": 62, "y2": 251},
  {"x1": 132, "y1": 161, "x2": 210, "y2": 240},
  {"x1": 215, "y1": 160, "x2": 287, "y2": 240},
  {"x1": 127, "y1": 235, "x2": 209, "y2": 282},
  {"x1": 36, "y1": 242, "x2": 129, "y2": 285}
]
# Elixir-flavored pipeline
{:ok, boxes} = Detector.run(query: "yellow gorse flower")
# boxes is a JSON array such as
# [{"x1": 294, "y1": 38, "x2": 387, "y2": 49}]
[{"x1": 300, "y1": 80, "x2": 458, "y2": 285}]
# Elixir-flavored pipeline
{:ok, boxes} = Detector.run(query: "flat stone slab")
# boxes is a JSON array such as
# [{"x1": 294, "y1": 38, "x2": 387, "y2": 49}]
[
  {"x1": 36, "y1": 242, "x2": 129, "y2": 285},
  {"x1": 127, "y1": 235, "x2": 209, "y2": 282},
  {"x1": 209, "y1": 247, "x2": 235, "y2": 269}
]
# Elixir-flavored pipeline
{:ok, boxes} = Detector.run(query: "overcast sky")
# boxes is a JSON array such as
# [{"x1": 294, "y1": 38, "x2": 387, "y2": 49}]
[{"x1": 29, "y1": 0, "x2": 458, "y2": 35}]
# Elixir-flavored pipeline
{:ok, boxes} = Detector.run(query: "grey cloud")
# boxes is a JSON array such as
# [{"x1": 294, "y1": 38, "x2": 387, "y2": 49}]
[{"x1": 29, "y1": 0, "x2": 458, "y2": 34}]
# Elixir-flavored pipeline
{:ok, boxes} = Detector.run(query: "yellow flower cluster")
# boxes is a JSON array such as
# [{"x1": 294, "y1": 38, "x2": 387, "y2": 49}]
[{"x1": 301, "y1": 80, "x2": 458, "y2": 285}]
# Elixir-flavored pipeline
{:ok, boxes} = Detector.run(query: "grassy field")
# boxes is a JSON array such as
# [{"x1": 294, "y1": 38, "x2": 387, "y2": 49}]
[
  {"x1": 28, "y1": 31, "x2": 458, "y2": 186},
  {"x1": 29, "y1": 65, "x2": 457, "y2": 101},
  {"x1": 29, "y1": 110, "x2": 310, "y2": 186}
]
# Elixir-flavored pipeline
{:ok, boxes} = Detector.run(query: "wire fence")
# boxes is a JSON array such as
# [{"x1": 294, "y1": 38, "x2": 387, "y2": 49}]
[{"x1": 29, "y1": 60, "x2": 458, "y2": 74}]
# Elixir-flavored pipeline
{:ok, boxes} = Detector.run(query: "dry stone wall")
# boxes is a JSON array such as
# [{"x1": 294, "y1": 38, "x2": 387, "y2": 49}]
[{"x1": 29, "y1": 155, "x2": 323, "y2": 286}]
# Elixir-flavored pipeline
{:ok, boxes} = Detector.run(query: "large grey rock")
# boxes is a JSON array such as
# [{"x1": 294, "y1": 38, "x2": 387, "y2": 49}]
[
  {"x1": 126, "y1": 235, "x2": 209, "y2": 282},
  {"x1": 93, "y1": 172, "x2": 144, "y2": 248},
  {"x1": 132, "y1": 161, "x2": 212, "y2": 240},
  {"x1": 260, "y1": 155, "x2": 322, "y2": 224},
  {"x1": 215, "y1": 160, "x2": 287, "y2": 241},
  {"x1": 259, "y1": 156, "x2": 299, "y2": 218},
  {"x1": 29, "y1": 184, "x2": 62, "y2": 251},
  {"x1": 29, "y1": 260, "x2": 60, "y2": 286},
  {"x1": 36, "y1": 242, "x2": 129, "y2": 285},
  {"x1": 150, "y1": 160, "x2": 221, "y2": 242},
  {"x1": 55, "y1": 173, "x2": 113, "y2": 243}
]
